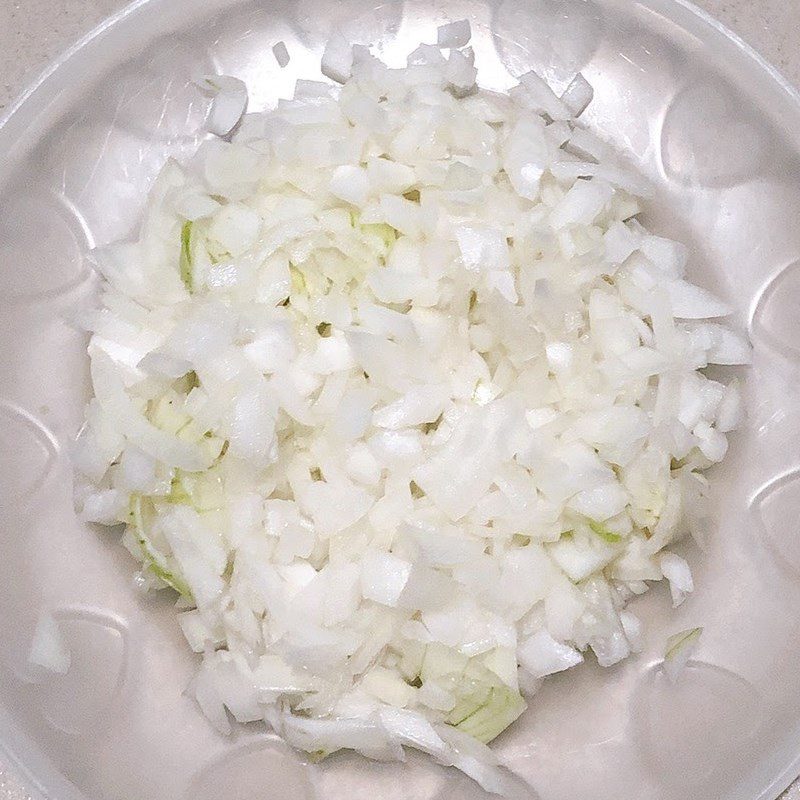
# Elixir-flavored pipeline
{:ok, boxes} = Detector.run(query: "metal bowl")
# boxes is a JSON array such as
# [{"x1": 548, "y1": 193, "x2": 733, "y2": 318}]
[{"x1": 2, "y1": 1, "x2": 800, "y2": 798}]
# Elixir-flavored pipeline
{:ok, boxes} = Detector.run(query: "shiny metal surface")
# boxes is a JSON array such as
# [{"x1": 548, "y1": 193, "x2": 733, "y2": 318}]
[{"x1": 2, "y1": 1, "x2": 800, "y2": 799}]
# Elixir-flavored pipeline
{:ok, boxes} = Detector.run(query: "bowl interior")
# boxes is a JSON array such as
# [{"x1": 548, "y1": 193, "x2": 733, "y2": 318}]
[{"x1": 3, "y1": 1, "x2": 800, "y2": 799}]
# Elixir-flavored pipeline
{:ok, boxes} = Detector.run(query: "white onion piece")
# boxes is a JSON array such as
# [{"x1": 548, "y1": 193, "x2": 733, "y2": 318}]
[
  {"x1": 502, "y1": 117, "x2": 549, "y2": 200},
  {"x1": 619, "y1": 610, "x2": 644, "y2": 653},
  {"x1": 202, "y1": 75, "x2": 248, "y2": 137},
  {"x1": 446, "y1": 48, "x2": 477, "y2": 94},
  {"x1": 28, "y1": 613, "x2": 71, "y2": 675},
  {"x1": 663, "y1": 627, "x2": 702, "y2": 683},
  {"x1": 321, "y1": 31, "x2": 354, "y2": 84},
  {"x1": 716, "y1": 379, "x2": 743, "y2": 432},
  {"x1": 360, "y1": 551, "x2": 412, "y2": 606},
  {"x1": 273, "y1": 41, "x2": 290, "y2": 68},
  {"x1": 659, "y1": 552, "x2": 694, "y2": 607},
  {"x1": 565, "y1": 126, "x2": 609, "y2": 161},
  {"x1": 689, "y1": 322, "x2": 753, "y2": 365},
  {"x1": 437, "y1": 19, "x2": 471, "y2": 49},
  {"x1": 518, "y1": 629, "x2": 583, "y2": 678},
  {"x1": 517, "y1": 70, "x2": 571, "y2": 121},
  {"x1": 560, "y1": 73, "x2": 594, "y2": 117},
  {"x1": 666, "y1": 280, "x2": 732, "y2": 319},
  {"x1": 550, "y1": 161, "x2": 653, "y2": 198}
]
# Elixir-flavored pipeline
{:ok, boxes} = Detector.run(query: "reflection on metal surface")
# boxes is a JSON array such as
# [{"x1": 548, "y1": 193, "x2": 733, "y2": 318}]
[
  {"x1": 492, "y1": 0, "x2": 604, "y2": 91},
  {"x1": 315, "y1": 751, "x2": 445, "y2": 800},
  {"x1": 0, "y1": 189, "x2": 92, "y2": 303},
  {"x1": 751, "y1": 469, "x2": 800, "y2": 578},
  {"x1": 660, "y1": 78, "x2": 766, "y2": 188},
  {"x1": 633, "y1": 660, "x2": 764, "y2": 794},
  {"x1": 187, "y1": 739, "x2": 315, "y2": 800},
  {"x1": 45, "y1": 119, "x2": 201, "y2": 246},
  {"x1": 33, "y1": 607, "x2": 129, "y2": 736},
  {"x1": 98, "y1": 37, "x2": 214, "y2": 142},
  {"x1": 293, "y1": 0, "x2": 403, "y2": 47},
  {"x1": 751, "y1": 261, "x2": 800, "y2": 359},
  {"x1": 0, "y1": 402, "x2": 60, "y2": 509}
]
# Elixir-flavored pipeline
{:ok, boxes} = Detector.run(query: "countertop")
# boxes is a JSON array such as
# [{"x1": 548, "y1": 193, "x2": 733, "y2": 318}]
[{"x1": 0, "y1": 0, "x2": 799, "y2": 798}]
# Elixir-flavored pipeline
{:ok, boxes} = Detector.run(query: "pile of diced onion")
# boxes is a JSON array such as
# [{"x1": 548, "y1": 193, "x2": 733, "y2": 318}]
[{"x1": 72, "y1": 21, "x2": 749, "y2": 793}]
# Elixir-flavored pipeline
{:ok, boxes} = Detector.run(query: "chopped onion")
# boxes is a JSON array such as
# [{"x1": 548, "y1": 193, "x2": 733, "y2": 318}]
[
  {"x1": 518, "y1": 629, "x2": 583, "y2": 679},
  {"x1": 321, "y1": 31, "x2": 354, "y2": 84},
  {"x1": 663, "y1": 627, "x2": 702, "y2": 683},
  {"x1": 76, "y1": 25, "x2": 748, "y2": 793},
  {"x1": 273, "y1": 41, "x2": 290, "y2": 68},
  {"x1": 560, "y1": 73, "x2": 594, "y2": 117},
  {"x1": 437, "y1": 19, "x2": 471, "y2": 49},
  {"x1": 201, "y1": 75, "x2": 248, "y2": 137},
  {"x1": 28, "y1": 612, "x2": 71, "y2": 675},
  {"x1": 659, "y1": 552, "x2": 694, "y2": 607}
]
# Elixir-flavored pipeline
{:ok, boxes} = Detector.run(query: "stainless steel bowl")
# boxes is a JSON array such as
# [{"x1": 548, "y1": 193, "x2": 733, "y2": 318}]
[{"x1": 2, "y1": 1, "x2": 800, "y2": 798}]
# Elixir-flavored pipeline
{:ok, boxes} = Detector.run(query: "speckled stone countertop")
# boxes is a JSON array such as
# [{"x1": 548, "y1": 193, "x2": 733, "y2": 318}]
[{"x1": 1, "y1": 1, "x2": 799, "y2": 798}]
